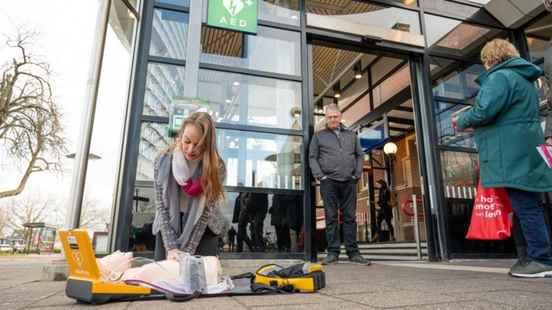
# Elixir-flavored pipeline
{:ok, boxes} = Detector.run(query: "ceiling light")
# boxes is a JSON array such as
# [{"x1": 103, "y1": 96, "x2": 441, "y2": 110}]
[
  {"x1": 233, "y1": 81, "x2": 240, "y2": 86},
  {"x1": 354, "y1": 62, "x2": 362, "y2": 80},
  {"x1": 333, "y1": 82, "x2": 341, "y2": 99},
  {"x1": 225, "y1": 99, "x2": 232, "y2": 104}
]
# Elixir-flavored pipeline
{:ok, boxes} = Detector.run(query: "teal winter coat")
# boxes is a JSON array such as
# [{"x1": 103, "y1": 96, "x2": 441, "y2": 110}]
[{"x1": 457, "y1": 57, "x2": 552, "y2": 192}]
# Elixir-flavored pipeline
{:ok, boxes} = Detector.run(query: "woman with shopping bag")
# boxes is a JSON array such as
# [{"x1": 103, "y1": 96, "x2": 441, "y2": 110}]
[{"x1": 454, "y1": 39, "x2": 552, "y2": 278}]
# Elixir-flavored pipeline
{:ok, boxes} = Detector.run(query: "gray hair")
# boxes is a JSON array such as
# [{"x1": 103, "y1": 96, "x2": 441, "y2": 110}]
[{"x1": 324, "y1": 103, "x2": 341, "y2": 114}]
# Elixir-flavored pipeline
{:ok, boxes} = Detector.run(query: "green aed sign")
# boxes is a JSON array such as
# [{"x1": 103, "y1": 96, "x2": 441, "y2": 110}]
[{"x1": 207, "y1": 0, "x2": 258, "y2": 34}]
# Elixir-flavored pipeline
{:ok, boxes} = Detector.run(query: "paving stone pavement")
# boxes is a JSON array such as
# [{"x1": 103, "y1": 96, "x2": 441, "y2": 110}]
[{"x1": 2, "y1": 256, "x2": 552, "y2": 310}]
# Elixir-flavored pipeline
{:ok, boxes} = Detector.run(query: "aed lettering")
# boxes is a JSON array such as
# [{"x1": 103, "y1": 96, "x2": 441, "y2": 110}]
[{"x1": 219, "y1": 16, "x2": 248, "y2": 27}]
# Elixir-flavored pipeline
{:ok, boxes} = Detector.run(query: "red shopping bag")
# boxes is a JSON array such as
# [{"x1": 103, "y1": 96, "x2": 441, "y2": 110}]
[{"x1": 466, "y1": 182, "x2": 512, "y2": 240}]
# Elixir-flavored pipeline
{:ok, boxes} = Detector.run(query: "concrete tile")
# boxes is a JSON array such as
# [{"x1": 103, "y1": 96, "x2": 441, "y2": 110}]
[
  {"x1": 387, "y1": 277, "x2": 524, "y2": 294},
  {"x1": 71, "y1": 301, "x2": 131, "y2": 310},
  {"x1": 397, "y1": 300, "x2": 517, "y2": 310},
  {"x1": 338, "y1": 290, "x2": 468, "y2": 308},
  {"x1": 460, "y1": 290, "x2": 552, "y2": 309},
  {"x1": 25, "y1": 292, "x2": 75, "y2": 309},
  {"x1": 232, "y1": 292, "x2": 340, "y2": 307},
  {"x1": 257, "y1": 301, "x2": 375, "y2": 309},
  {"x1": 321, "y1": 281, "x2": 395, "y2": 295},
  {"x1": 128, "y1": 297, "x2": 246, "y2": 310},
  {"x1": 1, "y1": 281, "x2": 65, "y2": 308}
]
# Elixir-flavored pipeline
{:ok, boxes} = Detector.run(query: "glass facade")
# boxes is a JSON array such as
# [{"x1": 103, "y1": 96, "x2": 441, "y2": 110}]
[
  {"x1": 87, "y1": 0, "x2": 550, "y2": 261},
  {"x1": 200, "y1": 25, "x2": 302, "y2": 76},
  {"x1": 306, "y1": 0, "x2": 424, "y2": 46},
  {"x1": 197, "y1": 69, "x2": 303, "y2": 130},
  {"x1": 78, "y1": 0, "x2": 138, "y2": 253},
  {"x1": 424, "y1": 14, "x2": 506, "y2": 57}
]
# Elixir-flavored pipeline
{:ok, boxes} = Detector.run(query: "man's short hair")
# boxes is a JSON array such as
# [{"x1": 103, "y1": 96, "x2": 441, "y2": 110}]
[{"x1": 324, "y1": 103, "x2": 341, "y2": 114}]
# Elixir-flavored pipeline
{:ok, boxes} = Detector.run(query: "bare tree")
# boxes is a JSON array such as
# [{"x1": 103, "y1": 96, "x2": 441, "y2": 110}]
[
  {"x1": 80, "y1": 198, "x2": 110, "y2": 231},
  {"x1": 0, "y1": 205, "x2": 8, "y2": 238},
  {"x1": 3, "y1": 194, "x2": 50, "y2": 232},
  {"x1": 0, "y1": 29, "x2": 65, "y2": 199},
  {"x1": 48, "y1": 197, "x2": 110, "y2": 231}
]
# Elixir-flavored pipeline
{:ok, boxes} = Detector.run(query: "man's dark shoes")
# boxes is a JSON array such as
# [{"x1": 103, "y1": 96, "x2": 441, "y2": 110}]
[
  {"x1": 321, "y1": 254, "x2": 339, "y2": 265},
  {"x1": 349, "y1": 254, "x2": 371, "y2": 265}
]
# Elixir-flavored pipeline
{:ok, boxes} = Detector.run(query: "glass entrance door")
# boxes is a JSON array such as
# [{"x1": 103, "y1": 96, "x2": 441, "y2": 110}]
[{"x1": 308, "y1": 41, "x2": 429, "y2": 258}]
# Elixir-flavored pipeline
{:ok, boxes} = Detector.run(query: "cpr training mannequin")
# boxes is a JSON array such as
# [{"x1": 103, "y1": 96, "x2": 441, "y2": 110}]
[{"x1": 152, "y1": 112, "x2": 227, "y2": 261}]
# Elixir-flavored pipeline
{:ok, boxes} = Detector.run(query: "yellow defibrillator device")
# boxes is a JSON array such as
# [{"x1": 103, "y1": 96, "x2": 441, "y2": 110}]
[
  {"x1": 254, "y1": 263, "x2": 326, "y2": 293},
  {"x1": 59, "y1": 230, "x2": 153, "y2": 304}
]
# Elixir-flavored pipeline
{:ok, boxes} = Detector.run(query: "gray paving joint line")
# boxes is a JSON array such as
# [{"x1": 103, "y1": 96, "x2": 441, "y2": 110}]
[
  {"x1": 18, "y1": 290, "x2": 64, "y2": 310},
  {"x1": 230, "y1": 295, "x2": 254, "y2": 310},
  {"x1": 319, "y1": 291, "x2": 383, "y2": 309},
  {"x1": 440, "y1": 289, "x2": 552, "y2": 309},
  {"x1": 379, "y1": 298, "x2": 501, "y2": 310},
  {"x1": 3, "y1": 279, "x2": 42, "y2": 291},
  {"x1": 252, "y1": 301, "x2": 334, "y2": 309}
]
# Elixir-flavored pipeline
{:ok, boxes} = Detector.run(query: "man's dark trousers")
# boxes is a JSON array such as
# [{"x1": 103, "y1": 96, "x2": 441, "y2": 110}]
[{"x1": 321, "y1": 178, "x2": 360, "y2": 257}]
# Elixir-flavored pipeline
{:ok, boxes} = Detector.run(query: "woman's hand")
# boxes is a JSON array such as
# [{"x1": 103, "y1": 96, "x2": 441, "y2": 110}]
[
  {"x1": 451, "y1": 115, "x2": 459, "y2": 133},
  {"x1": 167, "y1": 249, "x2": 184, "y2": 260},
  {"x1": 546, "y1": 137, "x2": 552, "y2": 146}
]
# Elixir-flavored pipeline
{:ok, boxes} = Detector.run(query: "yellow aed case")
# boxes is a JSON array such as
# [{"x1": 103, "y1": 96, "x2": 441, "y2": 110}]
[
  {"x1": 254, "y1": 263, "x2": 326, "y2": 293},
  {"x1": 59, "y1": 230, "x2": 154, "y2": 304}
]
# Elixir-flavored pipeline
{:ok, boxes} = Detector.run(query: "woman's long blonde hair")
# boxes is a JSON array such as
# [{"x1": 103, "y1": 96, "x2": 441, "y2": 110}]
[{"x1": 166, "y1": 112, "x2": 225, "y2": 203}]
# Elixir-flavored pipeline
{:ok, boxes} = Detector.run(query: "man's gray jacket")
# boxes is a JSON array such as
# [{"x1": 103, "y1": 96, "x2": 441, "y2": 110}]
[{"x1": 309, "y1": 124, "x2": 363, "y2": 181}]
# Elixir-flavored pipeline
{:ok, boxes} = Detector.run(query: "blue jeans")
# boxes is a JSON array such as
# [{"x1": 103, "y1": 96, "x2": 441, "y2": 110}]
[{"x1": 507, "y1": 188, "x2": 552, "y2": 265}]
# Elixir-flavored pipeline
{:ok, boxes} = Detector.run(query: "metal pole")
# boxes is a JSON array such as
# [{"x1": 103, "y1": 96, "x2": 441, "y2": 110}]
[
  {"x1": 412, "y1": 194, "x2": 422, "y2": 260},
  {"x1": 66, "y1": 0, "x2": 112, "y2": 229}
]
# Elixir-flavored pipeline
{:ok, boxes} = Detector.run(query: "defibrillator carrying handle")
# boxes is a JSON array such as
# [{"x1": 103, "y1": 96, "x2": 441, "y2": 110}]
[
  {"x1": 165, "y1": 291, "x2": 202, "y2": 302},
  {"x1": 230, "y1": 272, "x2": 255, "y2": 280},
  {"x1": 251, "y1": 282, "x2": 293, "y2": 294}
]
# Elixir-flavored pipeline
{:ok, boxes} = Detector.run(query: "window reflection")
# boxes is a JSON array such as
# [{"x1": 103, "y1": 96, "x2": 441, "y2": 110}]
[
  {"x1": 143, "y1": 63, "x2": 186, "y2": 117},
  {"x1": 81, "y1": 1, "x2": 137, "y2": 235},
  {"x1": 527, "y1": 37, "x2": 550, "y2": 63},
  {"x1": 219, "y1": 129, "x2": 303, "y2": 190},
  {"x1": 422, "y1": 0, "x2": 489, "y2": 20},
  {"x1": 260, "y1": 0, "x2": 300, "y2": 26},
  {"x1": 306, "y1": 0, "x2": 423, "y2": 46},
  {"x1": 430, "y1": 57, "x2": 482, "y2": 148},
  {"x1": 201, "y1": 26, "x2": 301, "y2": 76},
  {"x1": 435, "y1": 101, "x2": 475, "y2": 148},
  {"x1": 425, "y1": 14, "x2": 505, "y2": 57},
  {"x1": 430, "y1": 58, "x2": 484, "y2": 100},
  {"x1": 525, "y1": 14, "x2": 552, "y2": 63},
  {"x1": 150, "y1": 9, "x2": 188, "y2": 60},
  {"x1": 136, "y1": 123, "x2": 172, "y2": 181},
  {"x1": 136, "y1": 125, "x2": 303, "y2": 190},
  {"x1": 157, "y1": 0, "x2": 190, "y2": 7},
  {"x1": 197, "y1": 69, "x2": 302, "y2": 130},
  {"x1": 221, "y1": 192, "x2": 303, "y2": 253},
  {"x1": 440, "y1": 151, "x2": 478, "y2": 199},
  {"x1": 306, "y1": 0, "x2": 420, "y2": 34}
]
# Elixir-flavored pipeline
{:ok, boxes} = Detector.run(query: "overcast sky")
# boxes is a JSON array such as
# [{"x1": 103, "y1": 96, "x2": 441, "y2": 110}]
[{"x1": 0, "y1": 0, "x2": 132, "y2": 230}]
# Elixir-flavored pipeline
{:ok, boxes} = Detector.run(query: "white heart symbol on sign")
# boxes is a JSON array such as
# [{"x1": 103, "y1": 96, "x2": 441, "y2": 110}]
[{"x1": 223, "y1": 0, "x2": 245, "y2": 16}]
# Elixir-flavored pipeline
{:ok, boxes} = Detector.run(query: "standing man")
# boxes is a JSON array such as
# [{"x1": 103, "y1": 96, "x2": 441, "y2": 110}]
[{"x1": 309, "y1": 103, "x2": 369, "y2": 265}]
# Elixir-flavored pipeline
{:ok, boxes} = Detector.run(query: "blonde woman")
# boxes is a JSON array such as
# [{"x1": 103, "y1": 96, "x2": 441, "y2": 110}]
[
  {"x1": 455, "y1": 39, "x2": 552, "y2": 278},
  {"x1": 152, "y1": 112, "x2": 226, "y2": 261}
]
